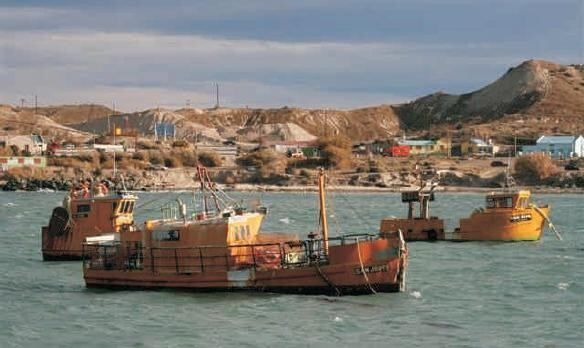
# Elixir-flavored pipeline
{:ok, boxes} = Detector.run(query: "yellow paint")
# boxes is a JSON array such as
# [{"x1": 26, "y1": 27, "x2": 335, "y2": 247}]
[{"x1": 454, "y1": 190, "x2": 550, "y2": 241}]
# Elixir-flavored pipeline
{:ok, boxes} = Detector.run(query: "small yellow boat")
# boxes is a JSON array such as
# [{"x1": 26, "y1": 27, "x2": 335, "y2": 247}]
[{"x1": 450, "y1": 190, "x2": 553, "y2": 241}]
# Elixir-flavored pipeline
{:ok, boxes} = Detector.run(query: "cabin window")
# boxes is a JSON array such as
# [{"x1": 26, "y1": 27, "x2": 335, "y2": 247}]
[
  {"x1": 151, "y1": 230, "x2": 180, "y2": 241},
  {"x1": 486, "y1": 197, "x2": 513, "y2": 209},
  {"x1": 517, "y1": 197, "x2": 528, "y2": 208},
  {"x1": 113, "y1": 202, "x2": 118, "y2": 212},
  {"x1": 77, "y1": 204, "x2": 91, "y2": 213},
  {"x1": 128, "y1": 201, "x2": 135, "y2": 213},
  {"x1": 124, "y1": 201, "x2": 130, "y2": 213},
  {"x1": 234, "y1": 226, "x2": 250, "y2": 241}
]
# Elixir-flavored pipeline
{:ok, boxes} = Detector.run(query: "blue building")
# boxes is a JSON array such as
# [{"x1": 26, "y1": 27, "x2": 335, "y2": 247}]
[{"x1": 522, "y1": 135, "x2": 584, "y2": 158}]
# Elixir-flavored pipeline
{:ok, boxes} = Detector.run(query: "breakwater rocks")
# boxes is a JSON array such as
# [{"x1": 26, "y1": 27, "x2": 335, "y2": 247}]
[{"x1": 1, "y1": 177, "x2": 73, "y2": 191}]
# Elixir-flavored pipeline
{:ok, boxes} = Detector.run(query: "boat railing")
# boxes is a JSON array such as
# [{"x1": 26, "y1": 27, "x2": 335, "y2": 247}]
[{"x1": 82, "y1": 233, "x2": 379, "y2": 274}]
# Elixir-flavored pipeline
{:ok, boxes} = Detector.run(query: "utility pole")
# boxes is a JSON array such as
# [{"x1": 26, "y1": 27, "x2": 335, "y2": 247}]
[
  {"x1": 20, "y1": 98, "x2": 25, "y2": 108},
  {"x1": 113, "y1": 121, "x2": 117, "y2": 178},
  {"x1": 194, "y1": 132, "x2": 199, "y2": 165},
  {"x1": 34, "y1": 95, "x2": 38, "y2": 114},
  {"x1": 514, "y1": 135, "x2": 517, "y2": 158},
  {"x1": 446, "y1": 129, "x2": 452, "y2": 158},
  {"x1": 214, "y1": 83, "x2": 220, "y2": 109},
  {"x1": 323, "y1": 108, "x2": 328, "y2": 137}
]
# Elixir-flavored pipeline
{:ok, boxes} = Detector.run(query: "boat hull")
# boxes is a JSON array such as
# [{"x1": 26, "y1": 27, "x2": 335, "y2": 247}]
[
  {"x1": 450, "y1": 206, "x2": 549, "y2": 241},
  {"x1": 380, "y1": 217, "x2": 445, "y2": 241},
  {"x1": 83, "y1": 238, "x2": 407, "y2": 296},
  {"x1": 84, "y1": 258, "x2": 404, "y2": 296},
  {"x1": 41, "y1": 226, "x2": 84, "y2": 261}
]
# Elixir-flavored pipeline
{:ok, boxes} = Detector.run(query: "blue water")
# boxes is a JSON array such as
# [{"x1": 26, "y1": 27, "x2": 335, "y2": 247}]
[{"x1": 0, "y1": 191, "x2": 582, "y2": 347}]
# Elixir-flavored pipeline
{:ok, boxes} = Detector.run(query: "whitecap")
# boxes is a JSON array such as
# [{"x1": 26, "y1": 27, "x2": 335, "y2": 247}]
[
  {"x1": 555, "y1": 255, "x2": 576, "y2": 260},
  {"x1": 556, "y1": 282, "x2": 569, "y2": 290},
  {"x1": 333, "y1": 316, "x2": 343, "y2": 322},
  {"x1": 3, "y1": 202, "x2": 16, "y2": 207},
  {"x1": 279, "y1": 217, "x2": 291, "y2": 224},
  {"x1": 410, "y1": 291, "x2": 422, "y2": 299}
]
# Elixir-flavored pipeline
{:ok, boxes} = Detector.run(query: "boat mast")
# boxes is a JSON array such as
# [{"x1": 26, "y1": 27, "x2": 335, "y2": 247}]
[
  {"x1": 197, "y1": 166, "x2": 208, "y2": 215},
  {"x1": 318, "y1": 168, "x2": 329, "y2": 255}
]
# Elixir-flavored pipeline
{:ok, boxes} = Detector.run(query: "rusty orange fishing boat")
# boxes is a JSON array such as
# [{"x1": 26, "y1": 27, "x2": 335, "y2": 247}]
[
  {"x1": 42, "y1": 181, "x2": 137, "y2": 261},
  {"x1": 380, "y1": 176, "x2": 445, "y2": 241},
  {"x1": 82, "y1": 167, "x2": 408, "y2": 295},
  {"x1": 381, "y1": 171, "x2": 560, "y2": 242}
]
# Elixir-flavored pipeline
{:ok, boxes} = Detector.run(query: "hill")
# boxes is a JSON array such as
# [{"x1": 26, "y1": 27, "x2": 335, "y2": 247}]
[
  {"x1": 0, "y1": 104, "x2": 93, "y2": 141},
  {"x1": 71, "y1": 108, "x2": 223, "y2": 142},
  {"x1": 397, "y1": 60, "x2": 584, "y2": 140},
  {"x1": 5, "y1": 60, "x2": 584, "y2": 143},
  {"x1": 27, "y1": 104, "x2": 116, "y2": 125},
  {"x1": 176, "y1": 105, "x2": 401, "y2": 141}
]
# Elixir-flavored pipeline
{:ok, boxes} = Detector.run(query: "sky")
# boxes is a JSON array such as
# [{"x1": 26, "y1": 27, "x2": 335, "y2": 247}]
[{"x1": 0, "y1": 0, "x2": 582, "y2": 111}]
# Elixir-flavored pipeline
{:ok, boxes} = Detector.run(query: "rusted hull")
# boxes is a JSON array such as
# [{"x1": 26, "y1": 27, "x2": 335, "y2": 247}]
[
  {"x1": 42, "y1": 250, "x2": 84, "y2": 261},
  {"x1": 41, "y1": 226, "x2": 85, "y2": 261},
  {"x1": 379, "y1": 218, "x2": 445, "y2": 241},
  {"x1": 84, "y1": 258, "x2": 404, "y2": 295},
  {"x1": 85, "y1": 283, "x2": 400, "y2": 296}
]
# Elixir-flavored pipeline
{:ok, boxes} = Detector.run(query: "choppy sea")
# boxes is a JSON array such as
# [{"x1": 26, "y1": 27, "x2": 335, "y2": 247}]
[{"x1": 0, "y1": 191, "x2": 582, "y2": 347}]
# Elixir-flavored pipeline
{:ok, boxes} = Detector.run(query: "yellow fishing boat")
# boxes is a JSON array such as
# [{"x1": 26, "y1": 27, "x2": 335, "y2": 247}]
[{"x1": 450, "y1": 189, "x2": 554, "y2": 241}]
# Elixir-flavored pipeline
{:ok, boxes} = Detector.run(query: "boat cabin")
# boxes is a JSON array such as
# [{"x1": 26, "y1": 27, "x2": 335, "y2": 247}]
[
  {"x1": 69, "y1": 194, "x2": 137, "y2": 234},
  {"x1": 42, "y1": 189, "x2": 138, "y2": 261},
  {"x1": 485, "y1": 190, "x2": 531, "y2": 210}
]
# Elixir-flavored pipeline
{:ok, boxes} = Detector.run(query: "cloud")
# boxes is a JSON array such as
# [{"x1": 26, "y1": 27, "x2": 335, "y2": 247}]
[
  {"x1": 0, "y1": 1, "x2": 581, "y2": 110},
  {"x1": 2, "y1": 28, "x2": 578, "y2": 111}
]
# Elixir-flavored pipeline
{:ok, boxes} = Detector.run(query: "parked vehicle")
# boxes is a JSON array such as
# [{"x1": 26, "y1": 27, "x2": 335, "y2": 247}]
[
  {"x1": 490, "y1": 160, "x2": 508, "y2": 167},
  {"x1": 565, "y1": 162, "x2": 579, "y2": 171}
]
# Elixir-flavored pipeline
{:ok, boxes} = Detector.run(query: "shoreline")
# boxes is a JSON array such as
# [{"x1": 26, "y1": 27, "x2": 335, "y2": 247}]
[
  {"x1": 227, "y1": 184, "x2": 584, "y2": 194},
  {"x1": 7, "y1": 184, "x2": 583, "y2": 194}
]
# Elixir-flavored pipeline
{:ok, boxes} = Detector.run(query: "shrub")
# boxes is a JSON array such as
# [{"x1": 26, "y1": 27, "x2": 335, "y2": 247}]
[
  {"x1": 198, "y1": 151, "x2": 222, "y2": 167},
  {"x1": 164, "y1": 156, "x2": 182, "y2": 168},
  {"x1": 148, "y1": 151, "x2": 164, "y2": 165},
  {"x1": 0, "y1": 147, "x2": 14, "y2": 156},
  {"x1": 172, "y1": 140, "x2": 189, "y2": 148},
  {"x1": 137, "y1": 140, "x2": 158, "y2": 150},
  {"x1": 514, "y1": 153, "x2": 558, "y2": 183},
  {"x1": 299, "y1": 169, "x2": 311, "y2": 178},
  {"x1": 318, "y1": 135, "x2": 352, "y2": 170},
  {"x1": 237, "y1": 149, "x2": 287, "y2": 177},
  {"x1": 179, "y1": 150, "x2": 198, "y2": 167},
  {"x1": 132, "y1": 151, "x2": 148, "y2": 162}
]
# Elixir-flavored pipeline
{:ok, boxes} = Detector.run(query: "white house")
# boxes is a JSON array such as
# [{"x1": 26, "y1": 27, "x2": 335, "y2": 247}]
[
  {"x1": 0, "y1": 134, "x2": 47, "y2": 155},
  {"x1": 522, "y1": 135, "x2": 584, "y2": 158}
]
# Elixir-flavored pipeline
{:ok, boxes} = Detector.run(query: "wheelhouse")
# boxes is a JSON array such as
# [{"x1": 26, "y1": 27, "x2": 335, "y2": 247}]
[{"x1": 485, "y1": 191, "x2": 531, "y2": 210}]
